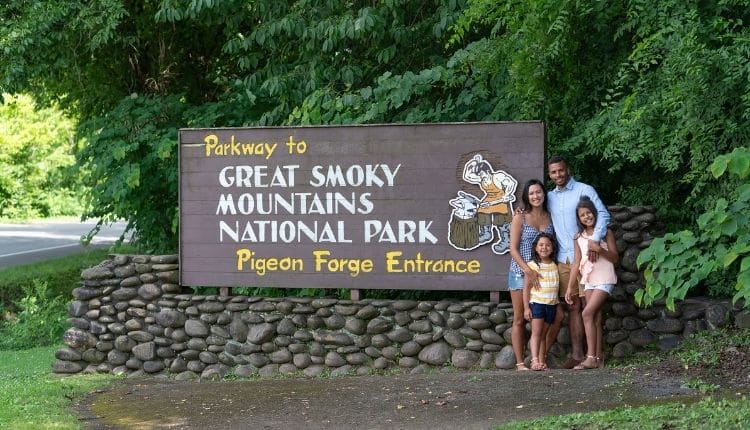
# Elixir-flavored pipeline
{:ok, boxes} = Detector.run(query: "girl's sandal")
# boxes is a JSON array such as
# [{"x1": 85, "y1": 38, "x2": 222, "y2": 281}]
[
  {"x1": 573, "y1": 355, "x2": 598, "y2": 370},
  {"x1": 596, "y1": 356, "x2": 604, "y2": 368},
  {"x1": 516, "y1": 362, "x2": 531, "y2": 371},
  {"x1": 530, "y1": 357, "x2": 544, "y2": 371}
]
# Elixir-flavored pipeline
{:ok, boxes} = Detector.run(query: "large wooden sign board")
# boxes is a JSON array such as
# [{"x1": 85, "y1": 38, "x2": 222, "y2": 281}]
[{"x1": 179, "y1": 122, "x2": 545, "y2": 291}]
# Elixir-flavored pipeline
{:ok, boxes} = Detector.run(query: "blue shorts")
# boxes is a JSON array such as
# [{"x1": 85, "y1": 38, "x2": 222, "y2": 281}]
[
  {"x1": 584, "y1": 284, "x2": 615, "y2": 294},
  {"x1": 508, "y1": 271, "x2": 525, "y2": 291},
  {"x1": 529, "y1": 302, "x2": 557, "y2": 324}
]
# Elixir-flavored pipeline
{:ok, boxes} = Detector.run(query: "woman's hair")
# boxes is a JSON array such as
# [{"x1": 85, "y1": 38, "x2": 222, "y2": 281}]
[
  {"x1": 575, "y1": 196, "x2": 598, "y2": 232},
  {"x1": 531, "y1": 232, "x2": 557, "y2": 263},
  {"x1": 521, "y1": 179, "x2": 548, "y2": 212}
]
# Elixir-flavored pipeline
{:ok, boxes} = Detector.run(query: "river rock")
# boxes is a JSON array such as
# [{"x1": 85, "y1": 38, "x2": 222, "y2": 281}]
[
  {"x1": 417, "y1": 342, "x2": 451, "y2": 365},
  {"x1": 451, "y1": 350, "x2": 480, "y2": 368}
]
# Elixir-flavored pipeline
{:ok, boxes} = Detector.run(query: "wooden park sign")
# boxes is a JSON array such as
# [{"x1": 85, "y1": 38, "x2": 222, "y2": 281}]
[{"x1": 179, "y1": 122, "x2": 544, "y2": 294}]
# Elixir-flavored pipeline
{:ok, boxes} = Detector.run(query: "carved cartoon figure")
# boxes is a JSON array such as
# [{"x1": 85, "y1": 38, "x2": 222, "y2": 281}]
[{"x1": 448, "y1": 154, "x2": 517, "y2": 254}]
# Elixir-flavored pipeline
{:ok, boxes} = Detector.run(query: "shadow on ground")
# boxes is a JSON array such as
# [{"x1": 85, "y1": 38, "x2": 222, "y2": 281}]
[{"x1": 77, "y1": 366, "x2": 700, "y2": 430}]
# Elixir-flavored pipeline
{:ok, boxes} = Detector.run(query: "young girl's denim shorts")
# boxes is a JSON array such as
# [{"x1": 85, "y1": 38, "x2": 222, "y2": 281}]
[
  {"x1": 508, "y1": 271, "x2": 525, "y2": 291},
  {"x1": 583, "y1": 284, "x2": 615, "y2": 294},
  {"x1": 529, "y1": 302, "x2": 557, "y2": 324}
]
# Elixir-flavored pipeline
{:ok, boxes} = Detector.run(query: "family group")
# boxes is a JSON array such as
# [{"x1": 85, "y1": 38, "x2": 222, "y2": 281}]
[{"x1": 508, "y1": 156, "x2": 617, "y2": 371}]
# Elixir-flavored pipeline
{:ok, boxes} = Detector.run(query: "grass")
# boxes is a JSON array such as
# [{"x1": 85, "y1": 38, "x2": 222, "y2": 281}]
[
  {"x1": 496, "y1": 396, "x2": 750, "y2": 429},
  {"x1": 0, "y1": 346, "x2": 116, "y2": 429},
  {"x1": 0, "y1": 244, "x2": 136, "y2": 350},
  {"x1": 673, "y1": 328, "x2": 750, "y2": 368},
  {"x1": 496, "y1": 327, "x2": 750, "y2": 429},
  {"x1": 0, "y1": 248, "x2": 125, "y2": 428}
]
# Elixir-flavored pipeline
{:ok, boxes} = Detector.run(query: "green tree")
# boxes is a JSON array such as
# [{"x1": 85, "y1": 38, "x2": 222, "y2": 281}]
[
  {"x1": 0, "y1": 94, "x2": 81, "y2": 218},
  {"x1": 2, "y1": 0, "x2": 749, "y2": 260},
  {"x1": 450, "y1": 0, "x2": 750, "y2": 225},
  {"x1": 561, "y1": 0, "x2": 750, "y2": 224},
  {"x1": 1, "y1": 0, "x2": 473, "y2": 250}
]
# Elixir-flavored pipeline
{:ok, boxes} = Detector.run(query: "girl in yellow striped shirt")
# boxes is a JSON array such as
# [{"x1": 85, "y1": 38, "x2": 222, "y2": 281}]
[{"x1": 523, "y1": 232, "x2": 559, "y2": 370}]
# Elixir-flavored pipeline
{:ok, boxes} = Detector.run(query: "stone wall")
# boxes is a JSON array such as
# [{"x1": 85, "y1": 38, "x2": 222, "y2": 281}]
[{"x1": 53, "y1": 206, "x2": 747, "y2": 378}]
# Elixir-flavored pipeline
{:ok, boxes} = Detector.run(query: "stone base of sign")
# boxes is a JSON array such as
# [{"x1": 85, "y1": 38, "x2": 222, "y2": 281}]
[{"x1": 53, "y1": 206, "x2": 745, "y2": 377}]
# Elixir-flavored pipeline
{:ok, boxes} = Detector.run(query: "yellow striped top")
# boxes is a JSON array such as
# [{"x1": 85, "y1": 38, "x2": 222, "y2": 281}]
[{"x1": 527, "y1": 261, "x2": 559, "y2": 305}]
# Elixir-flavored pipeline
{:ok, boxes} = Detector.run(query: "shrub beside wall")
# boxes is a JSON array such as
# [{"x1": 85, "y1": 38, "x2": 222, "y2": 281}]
[{"x1": 53, "y1": 206, "x2": 749, "y2": 378}]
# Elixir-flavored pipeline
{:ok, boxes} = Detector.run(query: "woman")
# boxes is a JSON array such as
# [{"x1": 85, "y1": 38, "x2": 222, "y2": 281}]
[{"x1": 508, "y1": 179, "x2": 553, "y2": 370}]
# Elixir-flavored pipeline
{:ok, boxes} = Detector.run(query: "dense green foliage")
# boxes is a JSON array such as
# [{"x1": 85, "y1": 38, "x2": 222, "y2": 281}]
[
  {"x1": 1, "y1": 0, "x2": 749, "y2": 261},
  {"x1": 637, "y1": 147, "x2": 750, "y2": 309},
  {"x1": 0, "y1": 94, "x2": 81, "y2": 218}
]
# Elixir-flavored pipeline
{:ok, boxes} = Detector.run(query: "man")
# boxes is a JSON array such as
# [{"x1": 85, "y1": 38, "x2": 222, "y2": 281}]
[{"x1": 545, "y1": 155, "x2": 610, "y2": 368}]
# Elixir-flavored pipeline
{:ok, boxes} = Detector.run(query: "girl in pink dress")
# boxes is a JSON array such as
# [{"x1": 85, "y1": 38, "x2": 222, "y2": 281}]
[{"x1": 565, "y1": 196, "x2": 618, "y2": 370}]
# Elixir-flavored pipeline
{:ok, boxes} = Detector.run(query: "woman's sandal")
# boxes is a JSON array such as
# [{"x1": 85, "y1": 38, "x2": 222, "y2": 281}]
[
  {"x1": 516, "y1": 362, "x2": 531, "y2": 371},
  {"x1": 573, "y1": 355, "x2": 599, "y2": 370},
  {"x1": 530, "y1": 357, "x2": 544, "y2": 371}
]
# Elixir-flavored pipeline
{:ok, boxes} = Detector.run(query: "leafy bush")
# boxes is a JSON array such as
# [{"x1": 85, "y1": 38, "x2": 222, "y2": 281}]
[
  {"x1": 637, "y1": 147, "x2": 750, "y2": 309},
  {"x1": 0, "y1": 281, "x2": 67, "y2": 350},
  {"x1": 701, "y1": 269, "x2": 739, "y2": 299},
  {"x1": 0, "y1": 249, "x2": 136, "y2": 349}
]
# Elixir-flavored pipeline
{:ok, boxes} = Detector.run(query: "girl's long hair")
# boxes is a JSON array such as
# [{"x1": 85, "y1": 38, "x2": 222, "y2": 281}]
[{"x1": 575, "y1": 196, "x2": 598, "y2": 233}]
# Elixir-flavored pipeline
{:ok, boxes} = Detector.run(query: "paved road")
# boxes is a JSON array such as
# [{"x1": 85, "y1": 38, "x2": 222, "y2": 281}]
[{"x1": 0, "y1": 219, "x2": 129, "y2": 269}]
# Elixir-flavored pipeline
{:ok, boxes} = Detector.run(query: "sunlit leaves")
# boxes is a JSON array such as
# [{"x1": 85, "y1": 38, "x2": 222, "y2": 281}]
[{"x1": 0, "y1": 94, "x2": 81, "y2": 218}]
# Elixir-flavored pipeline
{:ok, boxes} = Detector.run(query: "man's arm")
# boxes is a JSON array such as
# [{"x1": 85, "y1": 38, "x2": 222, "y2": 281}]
[{"x1": 584, "y1": 185, "x2": 610, "y2": 241}]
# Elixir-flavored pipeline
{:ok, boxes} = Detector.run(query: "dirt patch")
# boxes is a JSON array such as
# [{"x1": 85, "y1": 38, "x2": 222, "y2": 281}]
[
  {"x1": 75, "y1": 363, "x2": 720, "y2": 430},
  {"x1": 74, "y1": 343, "x2": 750, "y2": 430}
]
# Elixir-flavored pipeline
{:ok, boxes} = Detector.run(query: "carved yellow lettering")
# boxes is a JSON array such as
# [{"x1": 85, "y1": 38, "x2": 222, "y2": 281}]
[
  {"x1": 313, "y1": 249, "x2": 372, "y2": 277},
  {"x1": 236, "y1": 248, "x2": 253, "y2": 270},
  {"x1": 385, "y1": 251, "x2": 480, "y2": 274},
  {"x1": 204, "y1": 134, "x2": 219, "y2": 157},
  {"x1": 385, "y1": 251, "x2": 403, "y2": 273}
]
